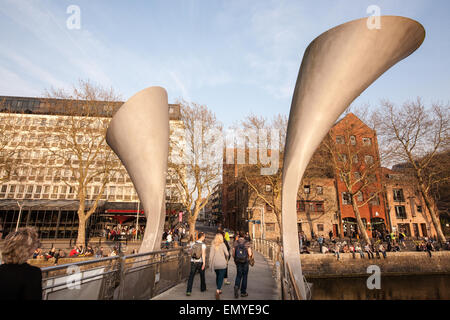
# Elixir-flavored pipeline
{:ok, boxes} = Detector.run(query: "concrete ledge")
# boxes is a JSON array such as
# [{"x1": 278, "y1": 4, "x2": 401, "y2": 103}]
[{"x1": 300, "y1": 251, "x2": 450, "y2": 278}]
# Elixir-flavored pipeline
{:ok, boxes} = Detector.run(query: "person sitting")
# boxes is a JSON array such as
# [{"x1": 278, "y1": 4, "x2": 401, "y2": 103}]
[{"x1": 69, "y1": 246, "x2": 79, "y2": 257}]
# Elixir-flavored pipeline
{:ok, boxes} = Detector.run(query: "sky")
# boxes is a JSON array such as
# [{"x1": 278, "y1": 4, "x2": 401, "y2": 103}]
[{"x1": 0, "y1": 0, "x2": 449, "y2": 127}]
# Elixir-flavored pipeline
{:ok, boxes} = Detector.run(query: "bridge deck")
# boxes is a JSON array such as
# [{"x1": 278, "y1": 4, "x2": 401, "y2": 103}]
[{"x1": 152, "y1": 251, "x2": 279, "y2": 300}]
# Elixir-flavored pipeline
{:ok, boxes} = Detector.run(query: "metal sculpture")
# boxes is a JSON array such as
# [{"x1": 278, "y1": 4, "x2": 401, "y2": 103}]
[
  {"x1": 281, "y1": 16, "x2": 425, "y2": 299},
  {"x1": 106, "y1": 86, "x2": 169, "y2": 253}
]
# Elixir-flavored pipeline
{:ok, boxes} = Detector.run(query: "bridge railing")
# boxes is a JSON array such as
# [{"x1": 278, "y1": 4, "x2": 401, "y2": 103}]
[
  {"x1": 253, "y1": 238, "x2": 306, "y2": 300},
  {"x1": 41, "y1": 247, "x2": 191, "y2": 300}
]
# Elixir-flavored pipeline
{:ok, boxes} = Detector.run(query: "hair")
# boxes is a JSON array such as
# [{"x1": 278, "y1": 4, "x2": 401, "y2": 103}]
[
  {"x1": 197, "y1": 232, "x2": 205, "y2": 240},
  {"x1": 239, "y1": 231, "x2": 246, "y2": 238},
  {"x1": 213, "y1": 233, "x2": 224, "y2": 250},
  {"x1": 0, "y1": 227, "x2": 40, "y2": 264}
]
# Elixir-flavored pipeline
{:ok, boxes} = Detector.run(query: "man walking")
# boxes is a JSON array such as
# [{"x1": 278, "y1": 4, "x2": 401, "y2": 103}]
[
  {"x1": 186, "y1": 232, "x2": 207, "y2": 296},
  {"x1": 233, "y1": 231, "x2": 252, "y2": 298}
]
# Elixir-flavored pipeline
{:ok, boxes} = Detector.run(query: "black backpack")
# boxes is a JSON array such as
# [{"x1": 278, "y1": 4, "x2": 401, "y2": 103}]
[{"x1": 235, "y1": 242, "x2": 248, "y2": 263}]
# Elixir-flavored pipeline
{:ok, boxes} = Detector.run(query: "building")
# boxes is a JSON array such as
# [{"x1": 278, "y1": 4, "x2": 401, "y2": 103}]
[
  {"x1": 382, "y1": 167, "x2": 437, "y2": 238},
  {"x1": 331, "y1": 113, "x2": 387, "y2": 238},
  {"x1": 0, "y1": 95, "x2": 185, "y2": 240}
]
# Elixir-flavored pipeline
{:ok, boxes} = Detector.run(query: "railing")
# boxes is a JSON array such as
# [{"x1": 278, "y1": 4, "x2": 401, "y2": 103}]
[
  {"x1": 253, "y1": 238, "x2": 311, "y2": 300},
  {"x1": 41, "y1": 247, "x2": 191, "y2": 300}
]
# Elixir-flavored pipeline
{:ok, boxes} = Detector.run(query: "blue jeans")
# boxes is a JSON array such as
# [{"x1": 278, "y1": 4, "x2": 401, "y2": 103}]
[
  {"x1": 215, "y1": 268, "x2": 226, "y2": 290},
  {"x1": 234, "y1": 262, "x2": 249, "y2": 294}
]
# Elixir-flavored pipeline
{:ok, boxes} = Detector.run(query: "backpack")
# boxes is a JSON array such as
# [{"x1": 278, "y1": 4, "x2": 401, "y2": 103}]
[
  {"x1": 191, "y1": 242, "x2": 203, "y2": 260},
  {"x1": 235, "y1": 242, "x2": 248, "y2": 263}
]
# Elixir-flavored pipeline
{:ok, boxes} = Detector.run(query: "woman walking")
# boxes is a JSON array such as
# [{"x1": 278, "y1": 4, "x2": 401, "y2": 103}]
[{"x1": 209, "y1": 233, "x2": 229, "y2": 300}]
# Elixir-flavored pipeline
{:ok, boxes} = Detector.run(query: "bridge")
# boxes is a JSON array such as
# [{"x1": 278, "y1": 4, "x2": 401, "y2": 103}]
[{"x1": 39, "y1": 224, "x2": 303, "y2": 300}]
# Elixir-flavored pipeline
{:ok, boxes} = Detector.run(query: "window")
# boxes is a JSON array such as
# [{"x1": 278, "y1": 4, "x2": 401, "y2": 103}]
[
  {"x1": 317, "y1": 224, "x2": 324, "y2": 232},
  {"x1": 266, "y1": 223, "x2": 275, "y2": 232},
  {"x1": 364, "y1": 155, "x2": 374, "y2": 164},
  {"x1": 395, "y1": 206, "x2": 407, "y2": 219},
  {"x1": 342, "y1": 192, "x2": 352, "y2": 205},
  {"x1": 297, "y1": 201, "x2": 305, "y2": 211},
  {"x1": 353, "y1": 155, "x2": 359, "y2": 163},
  {"x1": 354, "y1": 172, "x2": 361, "y2": 180},
  {"x1": 350, "y1": 135, "x2": 356, "y2": 145},
  {"x1": 265, "y1": 184, "x2": 272, "y2": 192},
  {"x1": 309, "y1": 203, "x2": 315, "y2": 212},
  {"x1": 370, "y1": 193, "x2": 380, "y2": 205},
  {"x1": 304, "y1": 185, "x2": 310, "y2": 194},
  {"x1": 316, "y1": 186, "x2": 323, "y2": 195},
  {"x1": 316, "y1": 202, "x2": 324, "y2": 212},
  {"x1": 338, "y1": 154, "x2": 347, "y2": 162},
  {"x1": 393, "y1": 189, "x2": 405, "y2": 202},
  {"x1": 417, "y1": 205, "x2": 423, "y2": 213},
  {"x1": 336, "y1": 136, "x2": 345, "y2": 144},
  {"x1": 362, "y1": 138, "x2": 372, "y2": 146},
  {"x1": 357, "y1": 191, "x2": 364, "y2": 202}
]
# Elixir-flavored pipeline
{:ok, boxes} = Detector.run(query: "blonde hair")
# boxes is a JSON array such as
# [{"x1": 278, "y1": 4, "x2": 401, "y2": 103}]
[
  {"x1": 1, "y1": 227, "x2": 40, "y2": 264},
  {"x1": 212, "y1": 233, "x2": 224, "y2": 250}
]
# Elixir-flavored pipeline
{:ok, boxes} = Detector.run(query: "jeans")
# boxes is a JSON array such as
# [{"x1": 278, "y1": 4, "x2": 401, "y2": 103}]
[
  {"x1": 234, "y1": 262, "x2": 249, "y2": 294},
  {"x1": 186, "y1": 262, "x2": 206, "y2": 293},
  {"x1": 215, "y1": 269, "x2": 227, "y2": 290}
]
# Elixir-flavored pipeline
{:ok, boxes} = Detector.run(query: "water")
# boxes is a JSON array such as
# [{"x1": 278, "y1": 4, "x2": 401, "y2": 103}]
[{"x1": 308, "y1": 274, "x2": 450, "y2": 300}]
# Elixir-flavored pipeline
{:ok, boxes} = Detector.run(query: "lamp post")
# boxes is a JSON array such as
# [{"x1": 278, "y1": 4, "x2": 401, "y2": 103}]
[{"x1": 15, "y1": 201, "x2": 24, "y2": 232}]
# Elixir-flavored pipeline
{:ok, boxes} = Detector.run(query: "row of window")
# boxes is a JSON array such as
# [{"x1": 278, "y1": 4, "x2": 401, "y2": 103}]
[
  {"x1": 394, "y1": 204, "x2": 423, "y2": 219},
  {"x1": 341, "y1": 192, "x2": 380, "y2": 205},
  {"x1": 0, "y1": 184, "x2": 139, "y2": 200},
  {"x1": 338, "y1": 154, "x2": 374, "y2": 164},
  {"x1": 336, "y1": 135, "x2": 372, "y2": 146},
  {"x1": 297, "y1": 200, "x2": 324, "y2": 212}
]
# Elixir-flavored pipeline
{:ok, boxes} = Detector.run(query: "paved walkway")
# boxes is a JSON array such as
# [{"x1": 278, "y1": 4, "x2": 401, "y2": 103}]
[{"x1": 152, "y1": 251, "x2": 279, "y2": 300}]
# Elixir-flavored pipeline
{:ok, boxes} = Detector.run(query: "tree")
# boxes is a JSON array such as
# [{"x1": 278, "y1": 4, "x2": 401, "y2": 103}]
[
  {"x1": 0, "y1": 101, "x2": 21, "y2": 184},
  {"x1": 42, "y1": 80, "x2": 122, "y2": 246},
  {"x1": 378, "y1": 98, "x2": 449, "y2": 243},
  {"x1": 170, "y1": 100, "x2": 222, "y2": 238},
  {"x1": 322, "y1": 114, "x2": 384, "y2": 244}
]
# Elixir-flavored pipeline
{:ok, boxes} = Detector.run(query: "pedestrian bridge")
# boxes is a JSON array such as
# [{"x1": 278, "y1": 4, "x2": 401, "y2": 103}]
[{"x1": 40, "y1": 238, "x2": 304, "y2": 300}]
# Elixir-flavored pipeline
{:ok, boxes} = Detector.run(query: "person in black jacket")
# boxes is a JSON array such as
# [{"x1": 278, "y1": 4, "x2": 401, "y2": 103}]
[{"x1": 0, "y1": 227, "x2": 42, "y2": 300}]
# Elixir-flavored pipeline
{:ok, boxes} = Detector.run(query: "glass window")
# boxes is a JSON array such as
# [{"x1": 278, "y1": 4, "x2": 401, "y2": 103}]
[
  {"x1": 362, "y1": 138, "x2": 372, "y2": 146},
  {"x1": 336, "y1": 136, "x2": 345, "y2": 144},
  {"x1": 395, "y1": 206, "x2": 407, "y2": 219},
  {"x1": 316, "y1": 186, "x2": 323, "y2": 195},
  {"x1": 304, "y1": 185, "x2": 310, "y2": 194},
  {"x1": 365, "y1": 155, "x2": 374, "y2": 164},
  {"x1": 350, "y1": 135, "x2": 356, "y2": 145},
  {"x1": 342, "y1": 192, "x2": 352, "y2": 205},
  {"x1": 317, "y1": 224, "x2": 324, "y2": 232},
  {"x1": 357, "y1": 191, "x2": 364, "y2": 202},
  {"x1": 393, "y1": 189, "x2": 405, "y2": 202}
]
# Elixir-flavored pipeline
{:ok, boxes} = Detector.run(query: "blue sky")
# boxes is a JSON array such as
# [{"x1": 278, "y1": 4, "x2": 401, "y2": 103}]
[{"x1": 0, "y1": 0, "x2": 449, "y2": 127}]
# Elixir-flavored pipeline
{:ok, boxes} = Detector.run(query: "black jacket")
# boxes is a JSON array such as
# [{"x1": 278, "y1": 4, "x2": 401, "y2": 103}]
[{"x1": 0, "y1": 263, "x2": 42, "y2": 300}]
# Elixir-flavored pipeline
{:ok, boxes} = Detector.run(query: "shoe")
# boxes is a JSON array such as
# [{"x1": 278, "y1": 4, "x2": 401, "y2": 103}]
[
  {"x1": 234, "y1": 286, "x2": 239, "y2": 298},
  {"x1": 215, "y1": 292, "x2": 220, "y2": 300},
  {"x1": 186, "y1": 292, "x2": 191, "y2": 296},
  {"x1": 241, "y1": 293, "x2": 248, "y2": 297}
]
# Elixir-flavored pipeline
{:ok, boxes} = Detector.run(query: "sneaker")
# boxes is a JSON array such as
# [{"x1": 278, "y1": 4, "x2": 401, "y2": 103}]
[
  {"x1": 234, "y1": 286, "x2": 239, "y2": 298},
  {"x1": 241, "y1": 292, "x2": 248, "y2": 297},
  {"x1": 186, "y1": 292, "x2": 191, "y2": 296}
]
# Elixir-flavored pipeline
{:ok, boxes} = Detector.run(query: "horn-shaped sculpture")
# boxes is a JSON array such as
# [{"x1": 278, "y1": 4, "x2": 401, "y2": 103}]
[
  {"x1": 106, "y1": 87, "x2": 169, "y2": 253},
  {"x1": 282, "y1": 16, "x2": 425, "y2": 299}
]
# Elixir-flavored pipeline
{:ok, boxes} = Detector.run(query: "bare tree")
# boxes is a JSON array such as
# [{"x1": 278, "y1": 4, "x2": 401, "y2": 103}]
[
  {"x1": 42, "y1": 80, "x2": 122, "y2": 246},
  {"x1": 378, "y1": 98, "x2": 449, "y2": 243},
  {"x1": 0, "y1": 101, "x2": 21, "y2": 184},
  {"x1": 170, "y1": 100, "x2": 222, "y2": 238},
  {"x1": 322, "y1": 115, "x2": 384, "y2": 244}
]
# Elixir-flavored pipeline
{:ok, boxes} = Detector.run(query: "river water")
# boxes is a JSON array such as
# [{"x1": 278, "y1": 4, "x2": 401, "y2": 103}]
[{"x1": 308, "y1": 274, "x2": 450, "y2": 300}]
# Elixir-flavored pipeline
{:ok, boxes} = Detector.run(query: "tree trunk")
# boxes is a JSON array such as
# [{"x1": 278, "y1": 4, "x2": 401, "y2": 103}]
[
  {"x1": 419, "y1": 184, "x2": 446, "y2": 243},
  {"x1": 76, "y1": 215, "x2": 87, "y2": 246},
  {"x1": 351, "y1": 195, "x2": 371, "y2": 244}
]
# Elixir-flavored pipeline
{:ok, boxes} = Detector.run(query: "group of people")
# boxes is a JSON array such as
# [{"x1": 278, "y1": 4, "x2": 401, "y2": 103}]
[
  {"x1": 104, "y1": 224, "x2": 145, "y2": 241},
  {"x1": 186, "y1": 229, "x2": 253, "y2": 300},
  {"x1": 162, "y1": 224, "x2": 189, "y2": 248}
]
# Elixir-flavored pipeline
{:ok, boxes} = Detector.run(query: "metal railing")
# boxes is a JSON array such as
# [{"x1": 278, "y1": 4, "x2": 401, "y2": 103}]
[
  {"x1": 253, "y1": 238, "x2": 311, "y2": 300},
  {"x1": 41, "y1": 247, "x2": 191, "y2": 300}
]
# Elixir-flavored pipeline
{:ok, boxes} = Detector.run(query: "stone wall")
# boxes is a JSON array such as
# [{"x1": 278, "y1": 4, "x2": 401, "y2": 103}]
[{"x1": 300, "y1": 251, "x2": 450, "y2": 278}]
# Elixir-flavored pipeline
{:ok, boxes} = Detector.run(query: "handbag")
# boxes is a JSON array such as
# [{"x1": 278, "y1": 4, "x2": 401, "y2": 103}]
[{"x1": 249, "y1": 255, "x2": 255, "y2": 267}]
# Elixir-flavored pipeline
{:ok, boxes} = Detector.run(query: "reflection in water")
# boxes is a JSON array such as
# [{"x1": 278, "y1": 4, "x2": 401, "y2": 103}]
[{"x1": 308, "y1": 274, "x2": 450, "y2": 300}]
